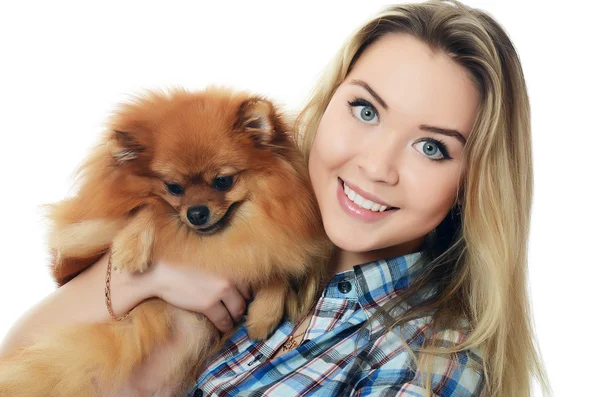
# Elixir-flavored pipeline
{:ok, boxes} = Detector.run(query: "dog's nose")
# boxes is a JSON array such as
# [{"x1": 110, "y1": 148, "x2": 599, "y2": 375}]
[{"x1": 187, "y1": 206, "x2": 210, "y2": 226}]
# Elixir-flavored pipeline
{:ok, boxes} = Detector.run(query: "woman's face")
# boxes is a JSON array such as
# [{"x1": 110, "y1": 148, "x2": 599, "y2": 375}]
[{"x1": 309, "y1": 33, "x2": 479, "y2": 256}]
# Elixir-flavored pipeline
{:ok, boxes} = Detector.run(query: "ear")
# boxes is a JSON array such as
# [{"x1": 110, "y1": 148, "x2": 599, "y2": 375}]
[
  {"x1": 234, "y1": 97, "x2": 278, "y2": 146},
  {"x1": 109, "y1": 97, "x2": 158, "y2": 165},
  {"x1": 110, "y1": 129, "x2": 147, "y2": 165}
]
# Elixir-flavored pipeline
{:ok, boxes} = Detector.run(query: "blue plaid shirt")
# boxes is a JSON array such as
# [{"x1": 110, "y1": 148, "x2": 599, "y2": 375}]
[{"x1": 187, "y1": 251, "x2": 484, "y2": 396}]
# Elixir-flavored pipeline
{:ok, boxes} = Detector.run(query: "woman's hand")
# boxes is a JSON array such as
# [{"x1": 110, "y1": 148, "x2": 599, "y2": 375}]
[{"x1": 147, "y1": 258, "x2": 252, "y2": 334}]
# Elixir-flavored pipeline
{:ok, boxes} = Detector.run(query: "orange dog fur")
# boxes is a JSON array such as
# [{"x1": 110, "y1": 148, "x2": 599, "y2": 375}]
[{"x1": 0, "y1": 87, "x2": 332, "y2": 396}]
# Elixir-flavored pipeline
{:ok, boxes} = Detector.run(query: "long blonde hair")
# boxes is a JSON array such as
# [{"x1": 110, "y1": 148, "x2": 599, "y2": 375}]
[{"x1": 294, "y1": 1, "x2": 550, "y2": 396}]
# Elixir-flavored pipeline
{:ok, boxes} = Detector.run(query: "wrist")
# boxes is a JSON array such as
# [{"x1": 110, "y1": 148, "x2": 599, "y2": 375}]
[
  {"x1": 145, "y1": 259, "x2": 168, "y2": 300},
  {"x1": 107, "y1": 260, "x2": 155, "y2": 317}
]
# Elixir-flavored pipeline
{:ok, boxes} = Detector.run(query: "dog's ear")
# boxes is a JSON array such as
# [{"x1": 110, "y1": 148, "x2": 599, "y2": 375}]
[
  {"x1": 107, "y1": 90, "x2": 173, "y2": 165},
  {"x1": 109, "y1": 98, "x2": 158, "y2": 166},
  {"x1": 234, "y1": 97, "x2": 279, "y2": 146},
  {"x1": 110, "y1": 129, "x2": 148, "y2": 165}
]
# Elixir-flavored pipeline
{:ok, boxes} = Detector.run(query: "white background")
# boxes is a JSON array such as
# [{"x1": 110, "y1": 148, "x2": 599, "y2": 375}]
[{"x1": 0, "y1": 1, "x2": 598, "y2": 396}]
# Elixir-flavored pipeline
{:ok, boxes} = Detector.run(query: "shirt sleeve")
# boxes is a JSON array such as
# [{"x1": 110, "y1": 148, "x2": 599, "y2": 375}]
[{"x1": 349, "y1": 347, "x2": 485, "y2": 397}]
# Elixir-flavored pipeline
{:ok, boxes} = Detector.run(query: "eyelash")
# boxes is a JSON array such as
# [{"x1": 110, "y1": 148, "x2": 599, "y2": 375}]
[
  {"x1": 347, "y1": 98, "x2": 379, "y2": 122},
  {"x1": 418, "y1": 138, "x2": 452, "y2": 162},
  {"x1": 346, "y1": 97, "x2": 452, "y2": 162}
]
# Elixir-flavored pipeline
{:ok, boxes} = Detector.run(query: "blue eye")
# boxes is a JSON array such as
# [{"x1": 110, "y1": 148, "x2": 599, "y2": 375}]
[
  {"x1": 415, "y1": 139, "x2": 452, "y2": 162},
  {"x1": 348, "y1": 98, "x2": 379, "y2": 125}
]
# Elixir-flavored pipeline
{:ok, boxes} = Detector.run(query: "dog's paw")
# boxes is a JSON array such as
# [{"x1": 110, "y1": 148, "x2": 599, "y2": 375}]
[
  {"x1": 245, "y1": 296, "x2": 285, "y2": 341},
  {"x1": 111, "y1": 220, "x2": 154, "y2": 273},
  {"x1": 245, "y1": 317, "x2": 278, "y2": 341},
  {"x1": 110, "y1": 244, "x2": 151, "y2": 274}
]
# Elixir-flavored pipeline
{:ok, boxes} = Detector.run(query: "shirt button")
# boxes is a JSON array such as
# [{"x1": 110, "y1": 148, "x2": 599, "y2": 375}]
[
  {"x1": 193, "y1": 390, "x2": 203, "y2": 397},
  {"x1": 337, "y1": 280, "x2": 352, "y2": 294},
  {"x1": 247, "y1": 353, "x2": 264, "y2": 366}
]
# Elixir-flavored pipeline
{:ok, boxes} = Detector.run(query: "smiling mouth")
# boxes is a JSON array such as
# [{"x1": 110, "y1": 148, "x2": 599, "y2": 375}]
[
  {"x1": 339, "y1": 178, "x2": 398, "y2": 212},
  {"x1": 195, "y1": 202, "x2": 241, "y2": 234}
]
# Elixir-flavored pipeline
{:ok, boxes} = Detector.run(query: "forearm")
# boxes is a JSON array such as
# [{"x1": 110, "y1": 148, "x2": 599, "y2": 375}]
[{"x1": 0, "y1": 252, "x2": 155, "y2": 357}]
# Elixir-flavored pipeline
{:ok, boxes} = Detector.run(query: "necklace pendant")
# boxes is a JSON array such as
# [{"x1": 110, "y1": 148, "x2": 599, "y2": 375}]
[{"x1": 282, "y1": 338, "x2": 298, "y2": 352}]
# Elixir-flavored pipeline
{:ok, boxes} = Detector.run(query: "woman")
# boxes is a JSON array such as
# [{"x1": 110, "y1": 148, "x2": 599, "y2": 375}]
[{"x1": 0, "y1": 1, "x2": 550, "y2": 396}]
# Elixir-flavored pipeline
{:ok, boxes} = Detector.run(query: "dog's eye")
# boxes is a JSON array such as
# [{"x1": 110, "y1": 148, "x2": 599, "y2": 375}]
[
  {"x1": 213, "y1": 176, "x2": 234, "y2": 191},
  {"x1": 165, "y1": 183, "x2": 184, "y2": 195}
]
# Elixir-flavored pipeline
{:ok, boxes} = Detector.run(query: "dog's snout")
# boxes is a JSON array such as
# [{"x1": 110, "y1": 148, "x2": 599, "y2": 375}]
[{"x1": 187, "y1": 206, "x2": 210, "y2": 226}]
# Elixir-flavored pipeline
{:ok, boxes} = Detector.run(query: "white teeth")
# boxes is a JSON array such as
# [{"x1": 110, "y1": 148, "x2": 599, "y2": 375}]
[
  {"x1": 361, "y1": 200, "x2": 374, "y2": 210},
  {"x1": 343, "y1": 182, "x2": 390, "y2": 213},
  {"x1": 354, "y1": 195, "x2": 364, "y2": 206},
  {"x1": 344, "y1": 184, "x2": 357, "y2": 201}
]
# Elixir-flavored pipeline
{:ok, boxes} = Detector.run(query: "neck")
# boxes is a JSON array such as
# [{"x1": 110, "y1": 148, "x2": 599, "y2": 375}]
[{"x1": 331, "y1": 237, "x2": 425, "y2": 274}]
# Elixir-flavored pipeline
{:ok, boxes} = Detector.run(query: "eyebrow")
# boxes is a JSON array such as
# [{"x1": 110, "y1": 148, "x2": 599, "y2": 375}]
[
  {"x1": 348, "y1": 79, "x2": 388, "y2": 110},
  {"x1": 420, "y1": 125, "x2": 467, "y2": 145},
  {"x1": 349, "y1": 79, "x2": 467, "y2": 145}
]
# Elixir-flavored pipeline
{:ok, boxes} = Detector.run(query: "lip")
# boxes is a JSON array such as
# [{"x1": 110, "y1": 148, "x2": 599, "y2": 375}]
[
  {"x1": 341, "y1": 179, "x2": 393, "y2": 208},
  {"x1": 337, "y1": 178, "x2": 397, "y2": 222}
]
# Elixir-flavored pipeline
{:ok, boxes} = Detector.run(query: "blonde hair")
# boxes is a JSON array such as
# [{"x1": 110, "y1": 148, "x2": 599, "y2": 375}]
[{"x1": 294, "y1": 1, "x2": 550, "y2": 396}]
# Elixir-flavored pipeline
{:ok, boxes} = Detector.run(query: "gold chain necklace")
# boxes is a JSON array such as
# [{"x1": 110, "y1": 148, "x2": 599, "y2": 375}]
[
  {"x1": 281, "y1": 330, "x2": 306, "y2": 352},
  {"x1": 281, "y1": 301, "x2": 318, "y2": 352}
]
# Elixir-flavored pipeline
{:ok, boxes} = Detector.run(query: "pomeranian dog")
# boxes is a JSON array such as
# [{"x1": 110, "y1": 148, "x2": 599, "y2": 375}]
[{"x1": 0, "y1": 87, "x2": 332, "y2": 397}]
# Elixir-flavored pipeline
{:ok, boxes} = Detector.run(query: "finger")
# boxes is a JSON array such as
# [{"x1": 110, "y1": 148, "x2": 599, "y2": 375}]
[
  {"x1": 237, "y1": 283, "x2": 252, "y2": 301},
  {"x1": 202, "y1": 302, "x2": 234, "y2": 334},
  {"x1": 221, "y1": 289, "x2": 247, "y2": 323}
]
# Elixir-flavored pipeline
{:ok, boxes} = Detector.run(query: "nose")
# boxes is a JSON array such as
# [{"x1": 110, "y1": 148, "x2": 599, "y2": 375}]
[
  {"x1": 357, "y1": 132, "x2": 400, "y2": 185},
  {"x1": 187, "y1": 206, "x2": 210, "y2": 226}
]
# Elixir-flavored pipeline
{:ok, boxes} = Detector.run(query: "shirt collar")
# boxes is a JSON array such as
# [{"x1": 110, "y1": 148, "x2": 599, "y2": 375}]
[{"x1": 322, "y1": 251, "x2": 429, "y2": 318}]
